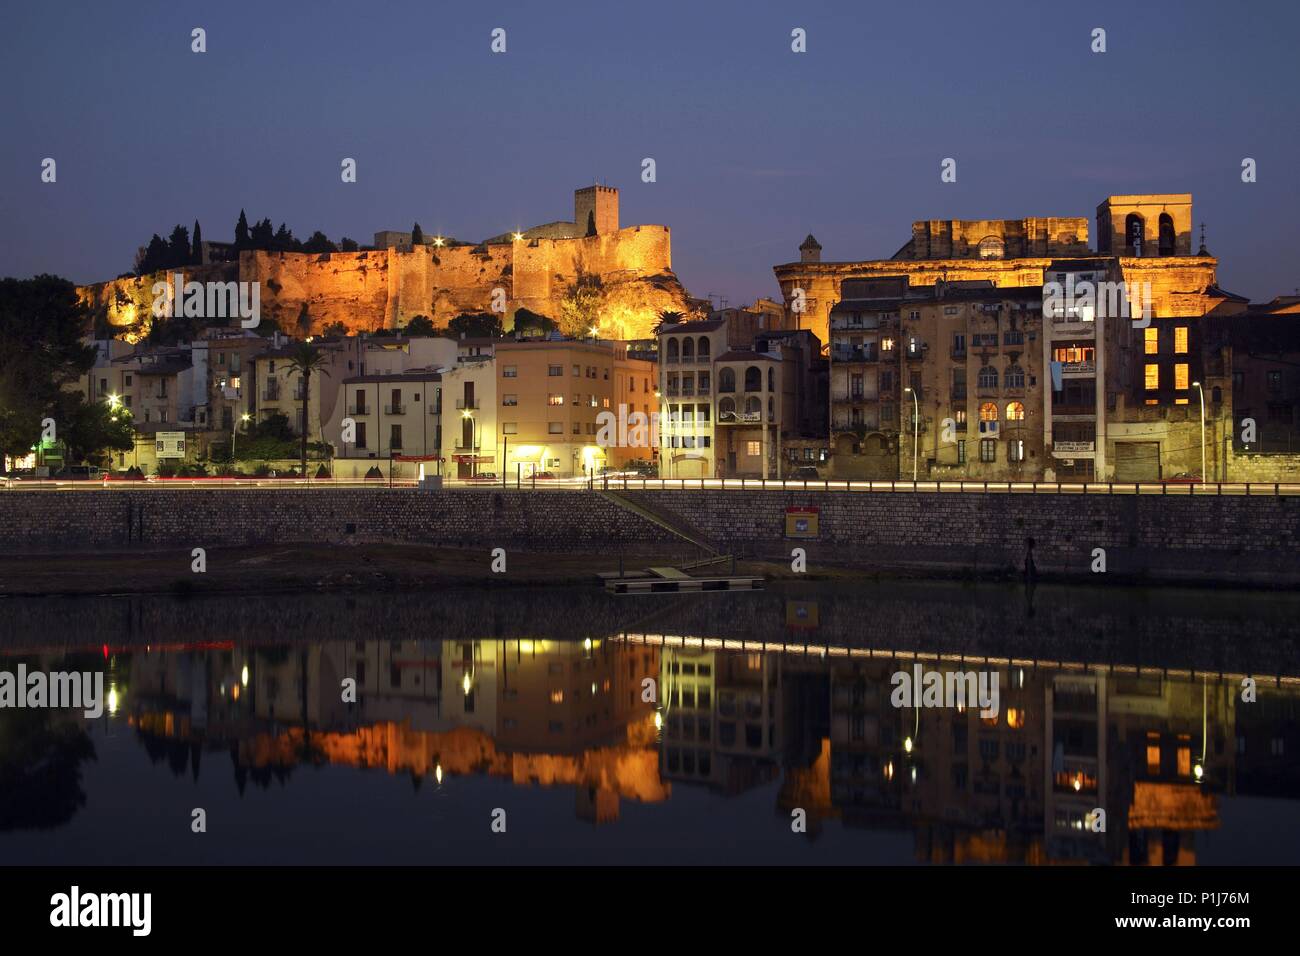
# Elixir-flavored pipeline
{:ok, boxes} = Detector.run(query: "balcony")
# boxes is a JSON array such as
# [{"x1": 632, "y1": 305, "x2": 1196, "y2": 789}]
[
  {"x1": 697, "y1": 384, "x2": 711, "y2": 396},
  {"x1": 384, "y1": 404, "x2": 406, "y2": 415},
  {"x1": 1052, "y1": 404, "x2": 1096, "y2": 417},
  {"x1": 1060, "y1": 361, "x2": 1096, "y2": 376},
  {"x1": 428, "y1": 404, "x2": 441, "y2": 415},
  {"x1": 1053, "y1": 440, "x2": 1095, "y2": 453},
  {"x1": 951, "y1": 387, "x2": 968, "y2": 401},
  {"x1": 455, "y1": 440, "x2": 481, "y2": 450},
  {"x1": 262, "y1": 388, "x2": 281, "y2": 402},
  {"x1": 951, "y1": 348, "x2": 967, "y2": 360},
  {"x1": 832, "y1": 346, "x2": 878, "y2": 364},
  {"x1": 456, "y1": 398, "x2": 480, "y2": 410},
  {"x1": 347, "y1": 405, "x2": 369, "y2": 416}
]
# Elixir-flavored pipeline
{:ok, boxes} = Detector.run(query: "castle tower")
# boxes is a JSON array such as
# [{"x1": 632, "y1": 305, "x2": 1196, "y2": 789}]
[{"x1": 574, "y1": 185, "x2": 619, "y2": 236}]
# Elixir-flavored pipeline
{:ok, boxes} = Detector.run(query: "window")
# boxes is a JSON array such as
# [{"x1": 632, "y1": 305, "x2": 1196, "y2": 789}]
[
  {"x1": 572, "y1": 364, "x2": 580, "y2": 376},
  {"x1": 1005, "y1": 364, "x2": 1025, "y2": 389},
  {"x1": 719, "y1": 368, "x2": 735, "y2": 393},
  {"x1": 503, "y1": 365, "x2": 517, "y2": 378},
  {"x1": 1008, "y1": 439, "x2": 1025, "y2": 462},
  {"x1": 502, "y1": 394, "x2": 518, "y2": 406},
  {"x1": 952, "y1": 333, "x2": 966, "y2": 355},
  {"x1": 954, "y1": 408, "x2": 967, "y2": 425},
  {"x1": 1267, "y1": 371, "x2": 1282, "y2": 394},
  {"x1": 957, "y1": 439, "x2": 966, "y2": 464},
  {"x1": 944, "y1": 306, "x2": 959, "y2": 315},
  {"x1": 548, "y1": 393, "x2": 564, "y2": 406},
  {"x1": 978, "y1": 366, "x2": 997, "y2": 389},
  {"x1": 548, "y1": 421, "x2": 562, "y2": 434},
  {"x1": 1006, "y1": 401, "x2": 1025, "y2": 421},
  {"x1": 548, "y1": 365, "x2": 562, "y2": 376},
  {"x1": 502, "y1": 422, "x2": 518, "y2": 434},
  {"x1": 1144, "y1": 328, "x2": 1159, "y2": 354},
  {"x1": 1004, "y1": 330, "x2": 1024, "y2": 346},
  {"x1": 389, "y1": 424, "x2": 402, "y2": 449},
  {"x1": 746, "y1": 441, "x2": 760, "y2": 457},
  {"x1": 355, "y1": 422, "x2": 367, "y2": 448},
  {"x1": 1174, "y1": 327, "x2": 1188, "y2": 354},
  {"x1": 980, "y1": 438, "x2": 996, "y2": 462},
  {"x1": 1174, "y1": 364, "x2": 1189, "y2": 390},
  {"x1": 1145, "y1": 364, "x2": 1160, "y2": 390},
  {"x1": 979, "y1": 402, "x2": 998, "y2": 423}
]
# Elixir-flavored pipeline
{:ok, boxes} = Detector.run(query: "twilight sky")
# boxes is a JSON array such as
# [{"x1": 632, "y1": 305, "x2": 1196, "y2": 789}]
[{"x1": 2, "y1": 0, "x2": 1297, "y2": 306}]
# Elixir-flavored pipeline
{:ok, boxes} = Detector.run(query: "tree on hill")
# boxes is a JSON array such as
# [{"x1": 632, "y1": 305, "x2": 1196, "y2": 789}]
[
  {"x1": 558, "y1": 271, "x2": 605, "y2": 338},
  {"x1": 339, "y1": 237, "x2": 359, "y2": 252},
  {"x1": 302, "y1": 231, "x2": 338, "y2": 254},
  {"x1": 512, "y1": 308, "x2": 557, "y2": 338},
  {"x1": 235, "y1": 209, "x2": 250, "y2": 249},
  {"x1": 191, "y1": 220, "x2": 203, "y2": 264},
  {"x1": 410, "y1": 223, "x2": 424, "y2": 246},
  {"x1": 404, "y1": 315, "x2": 436, "y2": 337},
  {"x1": 167, "y1": 225, "x2": 191, "y2": 268},
  {"x1": 447, "y1": 312, "x2": 504, "y2": 339}
]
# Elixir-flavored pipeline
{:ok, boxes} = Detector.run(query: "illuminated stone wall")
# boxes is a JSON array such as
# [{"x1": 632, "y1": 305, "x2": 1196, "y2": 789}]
[{"x1": 79, "y1": 225, "x2": 686, "y2": 342}]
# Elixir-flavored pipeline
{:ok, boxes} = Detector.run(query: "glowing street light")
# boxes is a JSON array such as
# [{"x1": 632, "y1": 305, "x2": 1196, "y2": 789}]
[
  {"x1": 903, "y1": 386, "x2": 919, "y2": 482},
  {"x1": 1192, "y1": 381, "x2": 1207, "y2": 484},
  {"x1": 433, "y1": 236, "x2": 445, "y2": 248},
  {"x1": 233, "y1": 412, "x2": 251, "y2": 463},
  {"x1": 511, "y1": 231, "x2": 524, "y2": 242},
  {"x1": 106, "y1": 393, "x2": 121, "y2": 410}
]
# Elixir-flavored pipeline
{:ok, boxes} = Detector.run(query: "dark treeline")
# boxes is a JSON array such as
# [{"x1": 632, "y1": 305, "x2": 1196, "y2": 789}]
[{"x1": 133, "y1": 212, "x2": 359, "y2": 276}]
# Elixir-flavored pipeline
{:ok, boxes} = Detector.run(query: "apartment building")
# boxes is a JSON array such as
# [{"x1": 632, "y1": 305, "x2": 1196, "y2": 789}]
[
  {"x1": 659, "y1": 316, "x2": 824, "y2": 478},
  {"x1": 494, "y1": 339, "x2": 655, "y2": 479}
]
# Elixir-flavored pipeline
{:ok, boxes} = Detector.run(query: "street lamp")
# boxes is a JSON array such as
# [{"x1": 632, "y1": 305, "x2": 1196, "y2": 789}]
[
  {"x1": 462, "y1": 409, "x2": 479, "y2": 478},
  {"x1": 1192, "y1": 381, "x2": 1206, "y2": 484},
  {"x1": 232, "y1": 412, "x2": 250, "y2": 464},
  {"x1": 903, "y1": 386, "x2": 919, "y2": 482}
]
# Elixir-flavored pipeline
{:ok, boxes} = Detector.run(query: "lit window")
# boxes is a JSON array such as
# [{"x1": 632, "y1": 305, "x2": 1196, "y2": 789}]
[
  {"x1": 1008, "y1": 439, "x2": 1025, "y2": 462},
  {"x1": 979, "y1": 402, "x2": 998, "y2": 422},
  {"x1": 1147, "y1": 745, "x2": 1161, "y2": 775},
  {"x1": 1145, "y1": 328, "x2": 1159, "y2": 354},
  {"x1": 1177, "y1": 746, "x2": 1191, "y2": 777},
  {"x1": 1006, "y1": 401, "x2": 1025, "y2": 422},
  {"x1": 1144, "y1": 364, "x2": 1159, "y2": 390},
  {"x1": 1175, "y1": 363, "x2": 1189, "y2": 390},
  {"x1": 746, "y1": 441, "x2": 761, "y2": 456},
  {"x1": 1174, "y1": 327, "x2": 1188, "y2": 354},
  {"x1": 547, "y1": 393, "x2": 563, "y2": 406}
]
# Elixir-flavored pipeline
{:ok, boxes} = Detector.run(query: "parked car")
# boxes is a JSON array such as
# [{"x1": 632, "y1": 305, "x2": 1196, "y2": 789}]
[
  {"x1": 790, "y1": 466, "x2": 821, "y2": 479},
  {"x1": 533, "y1": 471, "x2": 557, "y2": 480},
  {"x1": 469, "y1": 472, "x2": 498, "y2": 481}
]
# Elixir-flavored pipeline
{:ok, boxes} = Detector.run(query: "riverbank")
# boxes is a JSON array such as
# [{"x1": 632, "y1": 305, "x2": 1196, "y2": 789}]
[{"x1": 0, "y1": 541, "x2": 1296, "y2": 598}]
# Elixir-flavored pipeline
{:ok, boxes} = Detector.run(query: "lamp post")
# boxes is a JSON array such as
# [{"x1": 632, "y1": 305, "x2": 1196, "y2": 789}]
[
  {"x1": 1192, "y1": 381, "x2": 1206, "y2": 484},
  {"x1": 232, "y1": 412, "x2": 250, "y2": 465},
  {"x1": 462, "y1": 409, "x2": 479, "y2": 478},
  {"x1": 903, "y1": 386, "x2": 919, "y2": 482}
]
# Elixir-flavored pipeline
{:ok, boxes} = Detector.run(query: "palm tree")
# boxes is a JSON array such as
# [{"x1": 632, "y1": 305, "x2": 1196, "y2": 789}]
[
  {"x1": 286, "y1": 342, "x2": 330, "y2": 477},
  {"x1": 653, "y1": 309, "x2": 684, "y2": 336}
]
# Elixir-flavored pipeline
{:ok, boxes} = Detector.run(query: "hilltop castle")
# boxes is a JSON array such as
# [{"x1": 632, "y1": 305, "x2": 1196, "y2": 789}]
[{"x1": 80, "y1": 185, "x2": 692, "y2": 342}]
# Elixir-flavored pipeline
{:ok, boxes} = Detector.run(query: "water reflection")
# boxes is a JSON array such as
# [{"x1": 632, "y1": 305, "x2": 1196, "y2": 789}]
[{"x1": 3, "y1": 601, "x2": 1298, "y2": 863}]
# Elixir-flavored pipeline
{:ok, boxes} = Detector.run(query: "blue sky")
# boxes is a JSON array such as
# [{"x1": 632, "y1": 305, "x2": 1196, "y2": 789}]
[{"x1": 2, "y1": 0, "x2": 1297, "y2": 304}]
